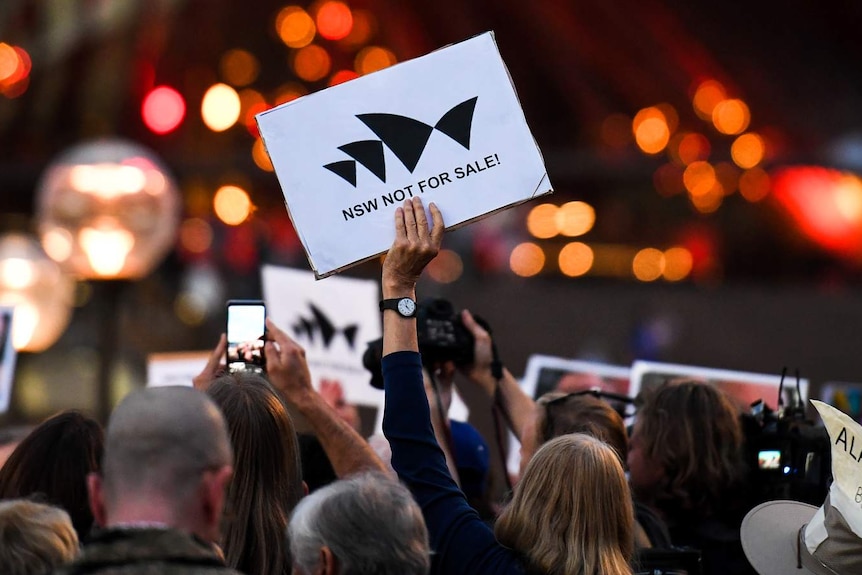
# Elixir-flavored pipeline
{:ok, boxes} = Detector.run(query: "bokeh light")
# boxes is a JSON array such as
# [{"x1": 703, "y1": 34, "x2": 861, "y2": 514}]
[
  {"x1": 712, "y1": 99, "x2": 751, "y2": 135},
  {"x1": 600, "y1": 113, "x2": 632, "y2": 149},
  {"x1": 739, "y1": 167, "x2": 771, "y2": 202},
  {"x1": 510, "y1": 243, "x2": 545, "y2": 277},
  {"x1": 179, "y1": 218, "x2": 214, "y2": 254},
  {"x1": 355, "y1": 46, "x2": 397, "y2": 75},
  {"x1": 293, "y1": 45, "x2": 332, "y2": 82},
  {"x1": 672, "y1": 132, "x2": 711, "y2": 165},
  {"x1": 142, "y1": 86, "x2": 185, "y2": 134},
  {"x1": 683, "y1": 161, "x2": 717, "y2": 197},
  {"x1": 329, "y1": 70, "x2": 359, "y2": 86},
  {"x1": 556, "y1": 201, "x2": 595, "y2": 237},
  {"x1": 273, "y1": 82, "x2": 307, "y2": 105},
  {"x1": 559, "y1": 242, "x2": 594, "y2": 277},
  {"x1": 315, "y1": 1, "x2": 353, "y2": 40},
  {"x1": 239, "y1": 89, "x2": 268, "y2": 136},
  {"x1": 252, "y1": 138, "x2": 274, "y2": 172},
  {"x1": 427, "y1": 249, "x2": 463, "y2": 283},
  {"x1": 690, "y1": 185, "x2": 724, "y2": 213},
  {"x1": 201, "y1": 83, "x2": 241, "y2": 132},
  {"x1": 714, "y1": 162, "x2": 740, "y2": 196},
  {"x1": 692, "y1": 79, "x2": 726, "y2": 120},
  {"x1": 341, "y1": 9, "x2": 376, "y2": 47},
  {"x1": 220, "y1": 49, "x2": 260, "y2": 87},
  {"x1": 526, "y1": 203, "x2": 559, "y2": 239},
  {"x1": 731, "y1": 132, "x2": 765, "y2": 169},
  {"x1": 276, "y1": 6, "x2": 316, "y2": 48},
  {"x1": 0, "y1": 43, "x2": 19, "y2": 83},
  {"x1": 663, "y1": 247, "x2": 693, "y2": 281},
  {"x1": 213, "y1": 185, "x2": 253, "y2": 226},
  {"x1": 0, "y1": 43, "x2": 31, "y2": 97},
  {"x1": 633, "y1": 107, "x2": 671, "y2": 154},
  {"x1": 632, "y1": 248, "x2": 665, "y2": 281},
  {"x1": 653, "y1": 164, "x2": 685, "y2": 197}
]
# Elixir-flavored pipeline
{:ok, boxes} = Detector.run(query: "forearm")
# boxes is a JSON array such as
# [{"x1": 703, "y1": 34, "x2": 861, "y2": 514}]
[
  {"x1": 292, "y1": 390, "x2": 389, "y2": 477},
  {"x1": 470, "y1": 367, "x2": 535, "y2": 441}
]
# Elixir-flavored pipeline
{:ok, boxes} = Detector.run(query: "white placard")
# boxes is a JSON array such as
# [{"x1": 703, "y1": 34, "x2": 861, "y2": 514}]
[
  {"x1": 146, "y1": 351, "x2": 210, "y2": 388},
  {"x1": 257, "y1": 31, "x2": 552, "y2": 278},
  {"x1": 629, "y1": 360, "x2": 809, "y2": 412},
  {"x1": 261, "y1": 265, "x2": 384, "y2": 432},
  {"x1": 0, "y1": 307, "x2": 17, "y2": 413}
]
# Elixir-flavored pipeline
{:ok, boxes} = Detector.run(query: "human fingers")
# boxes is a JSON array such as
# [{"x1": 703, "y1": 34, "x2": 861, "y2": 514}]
[
  {"x1": 394, "y1": 206, "x2": 406, "y2": 241},
  {"x1": 461, "y1": 309, "x2": 490, "y2": 339},
  {"x1": 403, "y1": 199, "x2": 418, "y2": 242},
  {"x1": 429, "y1": 202, "x2": 444, "y2": 248},
  {"x1": 412, "y1": 197, "x2": 429, "y2": 239}
]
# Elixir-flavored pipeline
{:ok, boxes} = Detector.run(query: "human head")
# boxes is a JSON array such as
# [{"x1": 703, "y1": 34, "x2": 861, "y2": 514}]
[
  {"x1": 0, "y1": 499, "x2": 78, "y2": 575},
  {"x1": 497, "y1": 434, "x2": 634, "y2": 575},
  {"x1": 207, "y1": 372, "x2": 304, "y2": 575},
  {"x1": 628, "y1": 379, "x2": 745, "y2": 518},
  {"x1": 0, "y1": 410, "x2": 103, "y2": 538},
  {"x1": 289, "y1": 472, "x2": 430, "y2": 575},
  {"x1": 519, "y1": 392, "x2": 628, "y2": 479},
  {"x1": 88, "y1": 386, "x2": 233, "y2": 543}
]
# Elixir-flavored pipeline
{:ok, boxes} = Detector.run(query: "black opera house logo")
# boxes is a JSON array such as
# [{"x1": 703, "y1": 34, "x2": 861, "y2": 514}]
[
  {"x1": 324, "y1": 97, "x2": 478, "y2": 187},
  {"x1": 292, "y1": 302, "x2": 359, "y2": 350}
]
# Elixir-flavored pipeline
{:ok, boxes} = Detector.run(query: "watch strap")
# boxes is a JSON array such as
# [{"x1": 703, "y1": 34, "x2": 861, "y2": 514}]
[{"x1": 379, "y1": 297, "x2": 417, "y2": 317}]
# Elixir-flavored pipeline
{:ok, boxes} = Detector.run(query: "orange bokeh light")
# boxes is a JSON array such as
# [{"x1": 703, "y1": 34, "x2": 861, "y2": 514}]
[
  {"x1": 220, "y1": 49, "x2": 260, "y2": 87},
  {"x1": 712, "y1": 99, "x2": 751, "y2": 135},
  {"x1": 526, "y1": 204, "x2": 559, "y2": 239},
  {"x1": 355, "y1": 46, "x2": 397, "y2": 75},
  {"x1": 633, "y1": 107, "x2": 671, "y2": 155},
  {"x1": 316, "y1": 1, "x2": 353, "y2": 40},
  {"x1": 427, "y1": 249, "x2": 464, "y2": 283},
  {"x1": 252, "y1": 139, "x2": 274, "y2": 172},
  {"x1": 739, "y1": 167, "x2": 771, "y2": 202},
  {"x1": 674, "y1": 133, "x2": 711, "y2": 165},
  {"x1": 683, "y1": 161, "x2": 717, "y2": 197},
  {"x1": 731, "y1": 133, "x2": 765, "y2": 169},
  {"x1": 341, "y1": 9, "x2": 376, "y2": 47},
  {"x1": 293, "y1": 45, "x2": 331, "y2": 82},
  {"x1": 273, "y1": 82, "x2": 307, "y2": 105},
  {"x1": 0, "y1": 43, "x2": 20, "y2": 83},
  {"x1": 632, "y1": 248, "x2": 665, "y2": 281},
  {"x1": 663, "y1": 247, "x2": 693, "y2": 281},
  {"x1": 510, "y1": 243, "x2": 545, "y2": 277},
  {"x1": 600, "y1": 113, "x2": 632, "y2": 149},
  {"x1": 653, "y1": 164, "x2": 685, "y2": 197},
  {"x1": 276, "y1": 6, "x2": 316, "y2": 48},
  {"x1": 559, "y1": 242, "x2": 594, "y2": 277},
  {"x1": 692, "y1": 79, "x2": 727, "y2": 120},
  {"x1": 329, "y1": 70, "x2": 359, "y2": 86}
]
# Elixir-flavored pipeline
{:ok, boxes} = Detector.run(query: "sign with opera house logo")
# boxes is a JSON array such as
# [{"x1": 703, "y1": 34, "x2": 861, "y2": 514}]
[{"x1": 257, "y1": 31, "x2": 552, "y2": 278}]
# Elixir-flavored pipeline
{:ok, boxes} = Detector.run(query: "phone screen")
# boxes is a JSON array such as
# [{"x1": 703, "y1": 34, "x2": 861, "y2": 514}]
[
  {"x1": 226, "y1": 302, "x2": 266, "y2": 373},
  {"x1": 758, "y1": 449, "x2": 782, "y2": 470}
]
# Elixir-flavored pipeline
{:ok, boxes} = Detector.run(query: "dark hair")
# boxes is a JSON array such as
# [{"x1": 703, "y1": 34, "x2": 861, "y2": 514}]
[
  {"x1": 0, "y1": 410, "x2": 104, "y2": 539},
  {"x1": 536, "y1": 392, "x2": 629, "y2": 462},
  {"x1": 207, "y1": 372, "x2": 304, "y2": 575}
]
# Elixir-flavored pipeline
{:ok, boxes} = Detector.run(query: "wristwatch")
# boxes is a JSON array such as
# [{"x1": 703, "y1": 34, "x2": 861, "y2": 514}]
[{"x1": 379, "y1": 297, "x2": 417, "y2": 318}]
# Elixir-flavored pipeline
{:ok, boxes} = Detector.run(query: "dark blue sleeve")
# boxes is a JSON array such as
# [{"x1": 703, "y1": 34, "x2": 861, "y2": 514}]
[{"x1": 382, "y1": 351, "x2": 525, "y2": 575}]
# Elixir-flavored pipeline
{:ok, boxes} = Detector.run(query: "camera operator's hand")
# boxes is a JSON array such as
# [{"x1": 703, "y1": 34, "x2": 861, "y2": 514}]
[
  {"x1": 381, "y1": 197, "x2": 444, "y2": 296},
  {"x1": 263, "y1": 318, "x2": 314, "y2": 404},
  {"x1": 459, "y1": 310, "x2": 497, "y2": 397},
  {"x1": 192, "y1": 333, "x2": 226, "y2": 392}
]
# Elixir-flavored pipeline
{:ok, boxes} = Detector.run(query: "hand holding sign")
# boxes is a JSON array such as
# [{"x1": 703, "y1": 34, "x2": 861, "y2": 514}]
[{"x1": 382, "y1": 198, "x2": 444, "y2": 293}]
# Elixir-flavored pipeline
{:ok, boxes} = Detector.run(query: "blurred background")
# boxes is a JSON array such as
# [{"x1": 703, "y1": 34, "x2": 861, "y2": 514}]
[{"x1": 2, "y1": 0, "x2": 862, "y2": 424}]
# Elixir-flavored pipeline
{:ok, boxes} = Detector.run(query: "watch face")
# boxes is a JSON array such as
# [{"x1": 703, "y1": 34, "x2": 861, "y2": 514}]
[{"x1": 398, "y1": 298, "x2": 416, "y2": 316}]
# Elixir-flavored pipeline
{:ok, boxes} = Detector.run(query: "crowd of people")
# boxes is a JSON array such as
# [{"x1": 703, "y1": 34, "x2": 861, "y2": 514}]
[{"x1": 0, "y1": 197, "x2": 856, "y2": 575}]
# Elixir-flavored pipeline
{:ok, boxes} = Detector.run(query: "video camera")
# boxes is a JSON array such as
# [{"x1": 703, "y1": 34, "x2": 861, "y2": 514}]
[
  {"x1": 742, "y1": 369, "x2": 831, "y2": 506},
  {"x1": 362, "y1": 297, "x2": 489, "y2": 389}
]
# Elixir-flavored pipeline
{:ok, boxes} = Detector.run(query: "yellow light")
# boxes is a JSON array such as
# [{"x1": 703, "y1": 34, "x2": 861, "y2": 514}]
[
  {"x1": 220, "y1": 49, "x2": 260, "y2": 87},
  {"x1": 202, "y1": 83, "x2": 241, "y2": 132},
  {"x1": 632, "y1": 248, "x2": 665, "y2": 281},
  {"x1": 712, "y1": 99, "x2": 751, "y2": 135},
  {"x1": 526, "y1": 203, "x2": 559, "y2": 239},
  {"x1": 10, "y1": 301, "x2": 39, "y2": 350},
  {"x1": 731, "y1": 133, "x2": 765, "y2": 169},
  {"x1": 0, "y1": 258, "x2": 36, "y2": 290},
  {"x1": 214, "y1": 185, "x2": 252, "y2": 226},
  {"x1": 739, "y1": 167, "x2": 771, "y2": 202},
  {"x1": 70, "y1": 164, "x2": 146, "y2": 198},
  {"x1": 692, "y1": 79, "x2": 727, "y2": 120},
  {"x1": 683, "y1": 161, "x2": 717, "y2": 197},
  {"x1": 510, "y1": 243, "x2": 545, "y2": 277},
  {"x1": 633, "y1": 107, "x2": 670, "y2": 155},
  {"x1": 293, "y1": 45, "x2": 331, "y2": 82},
  {"x1": 559, "y1": 242, "x2": 593, "y2": 277},
  {"x1": 179, "y1": 218, "x2": 213, "y2": 254},
  {"x1": 355, "y1": 46, "x2": 397, "y2": 75},
  {"x1": 663, "y1": 247, "x2": 693, "y2": 281},
  {"x1": 79, "y1": 224, "x2": 136, "y2": 277},
  {"x1": 40, "y1": 227, "x2": 74, "y2": 262},
  {"x1": 252, "y1": 139, "x2": 274, "y2": 172},
  {"x1": 276, "y1": 6, "x2": 316, "y2": 48},
  {"x1": 427, "y1": 249, "x2": 463, "y2": 283},
  {"x1": 556, "y1": 201, "x2": 595, "y2": 237}
]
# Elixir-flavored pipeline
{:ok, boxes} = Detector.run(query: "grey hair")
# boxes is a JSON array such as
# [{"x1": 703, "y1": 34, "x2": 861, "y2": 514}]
[
  {"x1": 289, "y1": 472, "x2": 430, "y2": 575},
  {"x1": 102, "y1": 386, "x2": 233, "y2": 510}
]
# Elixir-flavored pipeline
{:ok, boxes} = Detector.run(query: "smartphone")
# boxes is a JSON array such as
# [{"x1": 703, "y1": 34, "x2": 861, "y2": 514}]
[{"x1": 226, "y1": 300, "x2": 267, "y2": 374}]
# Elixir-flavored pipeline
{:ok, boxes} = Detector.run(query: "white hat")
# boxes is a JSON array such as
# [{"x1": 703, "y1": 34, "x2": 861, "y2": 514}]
[{"x1": 740, "y1": 400, "x2": 862, "y2": 575}]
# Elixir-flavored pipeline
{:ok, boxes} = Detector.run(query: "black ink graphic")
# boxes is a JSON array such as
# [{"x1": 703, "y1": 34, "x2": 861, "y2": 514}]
[
  {"x1": 292, "y1": 303, "x2": 359, "y2": 350},
  {"x1": 325, "y1": 97, "x2": 479, "y2": 187}
]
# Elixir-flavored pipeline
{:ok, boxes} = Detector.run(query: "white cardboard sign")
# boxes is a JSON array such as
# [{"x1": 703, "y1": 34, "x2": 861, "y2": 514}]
[
  {"x1": 146, "y1": 351, "x2": 210, "y2": 388},
  {"x1": 261, "y1": 265, "x2": 384, "y2": 431},
  {"x1": 257, "y1": 31, "x2": 552, "y2": 278}
]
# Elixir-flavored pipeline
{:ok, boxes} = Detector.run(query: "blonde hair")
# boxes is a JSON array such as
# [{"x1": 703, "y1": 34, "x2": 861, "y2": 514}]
[
  {"x1": 496, "y1": 434, "x2": 634, "y2": 575},
  {"x1": 0, "y1": 499, "x2": 79, "y2": 575}
]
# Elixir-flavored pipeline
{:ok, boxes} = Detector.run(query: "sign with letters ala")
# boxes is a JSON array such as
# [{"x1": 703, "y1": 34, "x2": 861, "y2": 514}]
[{"x1": 257, "y1": 31, "x2": 552, "y2": 278}]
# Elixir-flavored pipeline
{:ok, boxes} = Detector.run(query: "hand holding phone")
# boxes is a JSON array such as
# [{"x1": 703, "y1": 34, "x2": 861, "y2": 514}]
[{"x1": 226, "y1": 300, "x2": 267, "y2": 374}]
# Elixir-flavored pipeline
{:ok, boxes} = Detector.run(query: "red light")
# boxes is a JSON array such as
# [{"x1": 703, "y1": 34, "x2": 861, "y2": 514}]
[
  {"x1": 316, "y1": 1, "x2": 353, "y2": 40},
  {"x1": 142, "y1": 86, "x2": 186, "y2": 134},
  {"x1": 329, "y1": 70, "x2": 358, "y2": 86}
]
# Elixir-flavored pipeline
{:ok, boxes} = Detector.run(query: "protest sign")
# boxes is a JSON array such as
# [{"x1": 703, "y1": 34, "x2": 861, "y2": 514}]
[
  {"x1": 630, "y1": 360, "x2": 809, "y2": 412},
  {"x1": 0, "y1": 306, "x2": 17, "y2": 413},
  {"x1": 261, "y1": 264, "x2": 385, "y2": 433},
  {"x1": 257, "y1": 31, "x2": 552, "y2": 278},
  {"x1": 146, "y1": 351, "x2": 210, "y2": 388}
]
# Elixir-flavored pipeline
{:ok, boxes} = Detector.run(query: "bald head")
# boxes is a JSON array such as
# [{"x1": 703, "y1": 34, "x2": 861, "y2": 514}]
[{"x1": 101, "y1": 387, "x2": 233, "y2": 511}]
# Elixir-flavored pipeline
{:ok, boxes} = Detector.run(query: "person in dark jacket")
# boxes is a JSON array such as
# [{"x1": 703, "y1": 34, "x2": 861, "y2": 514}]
[{"x1": 53, "y1": 386, "x2": 241, "y2": 575}]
